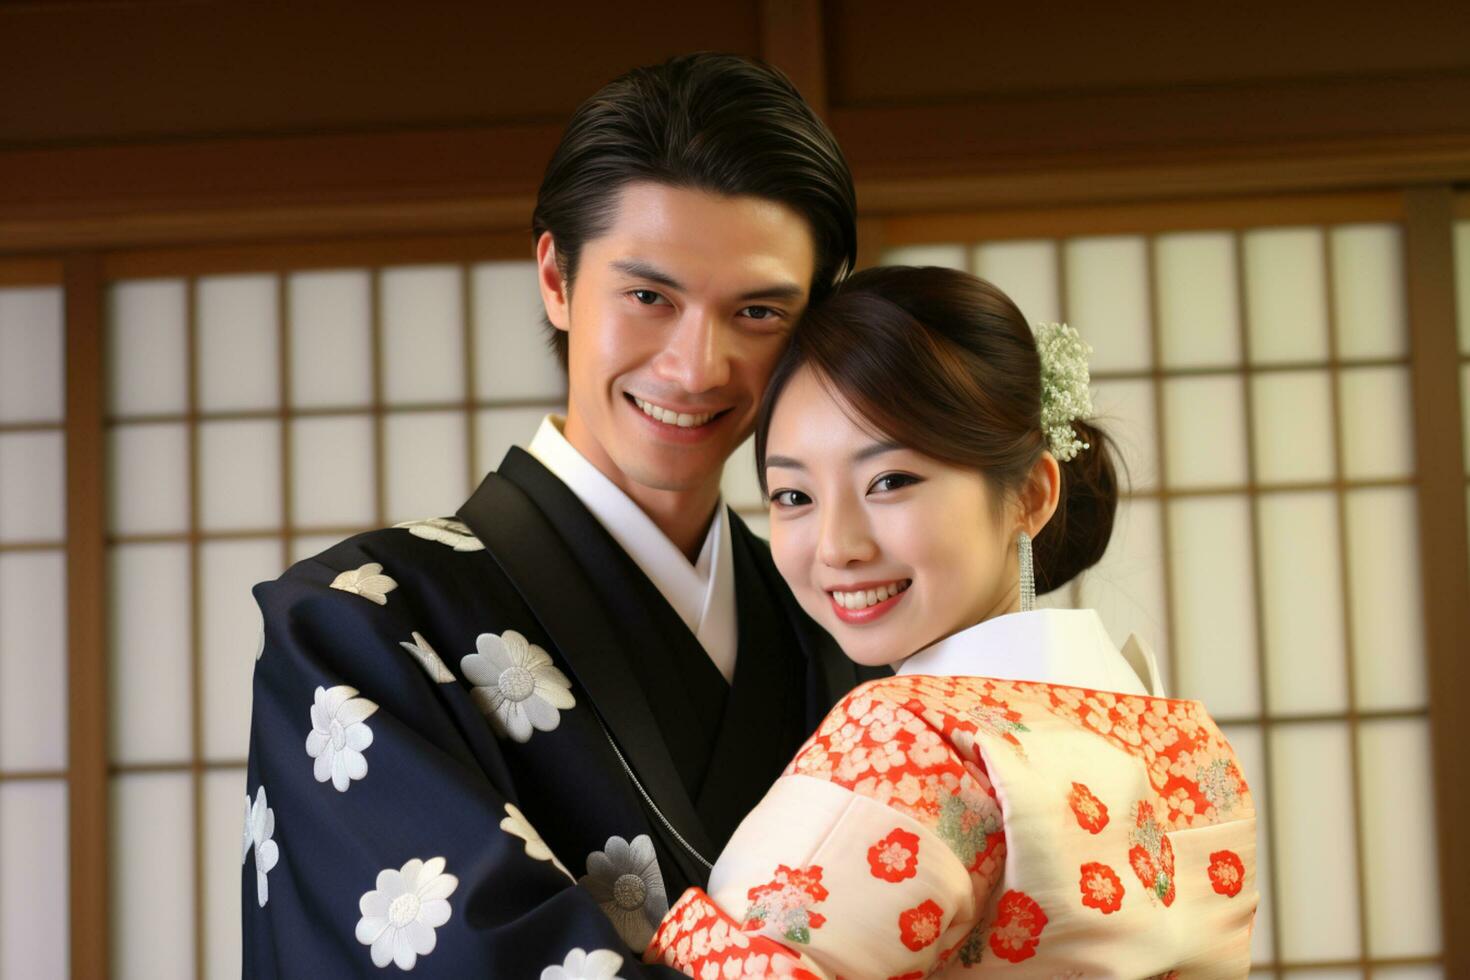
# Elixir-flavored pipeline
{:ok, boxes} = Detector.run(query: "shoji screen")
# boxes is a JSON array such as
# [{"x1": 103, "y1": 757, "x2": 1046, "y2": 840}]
[
  {"x1": 1460, "y1": 219, "x2": 1470, "y2": 566},
  {"x1": 886, "y1": 223, "x2": 1441, "y2": 977},
  {"x1": 0, "y1": 284, "x2": 69, "y2": 977}
]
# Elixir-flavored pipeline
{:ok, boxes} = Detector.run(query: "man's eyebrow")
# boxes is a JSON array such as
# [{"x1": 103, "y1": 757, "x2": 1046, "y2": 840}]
[
  {"x1": 612, "y1": 259, "x2": 804, "y2": 304},
  {"x1": 612, "y1": 260, "x2": 683, "y2": 291}
]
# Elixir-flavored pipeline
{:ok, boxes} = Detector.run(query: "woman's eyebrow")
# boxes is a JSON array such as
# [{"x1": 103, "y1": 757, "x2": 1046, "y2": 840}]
[
  {"x1": 764, "y1": 454, "x2": 804, "y2": 471},
  {"x1": 852, "y1": 440, "x2": 903, "y2": 462}
]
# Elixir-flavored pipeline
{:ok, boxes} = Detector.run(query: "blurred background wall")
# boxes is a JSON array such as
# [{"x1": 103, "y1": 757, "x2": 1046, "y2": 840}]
[{"x1": 1, "y1": 1, "x2": 1468, "y2": 977}]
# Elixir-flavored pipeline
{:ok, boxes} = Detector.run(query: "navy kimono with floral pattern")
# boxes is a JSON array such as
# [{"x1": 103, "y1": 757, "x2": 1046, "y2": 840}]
[{"x1": 241, "y1": 448, "x2": 872, "y2": 977}]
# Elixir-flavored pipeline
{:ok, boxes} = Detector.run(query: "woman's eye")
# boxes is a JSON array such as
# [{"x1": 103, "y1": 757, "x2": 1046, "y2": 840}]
[
  {"x1": 869, "y1": 473, "x2": 920, "y2": 494},
  {"x1": 630, "y1": 289, "x2": 665, "y2": 305},
  {"x1": 769, "y1": 488, "x2": 811, "y2": 508}
]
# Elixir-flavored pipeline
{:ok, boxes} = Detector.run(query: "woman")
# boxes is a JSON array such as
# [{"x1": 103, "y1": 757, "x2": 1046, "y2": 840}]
[{"x1": 644, "y1": 267, "x2": 1256, "y2": 978}]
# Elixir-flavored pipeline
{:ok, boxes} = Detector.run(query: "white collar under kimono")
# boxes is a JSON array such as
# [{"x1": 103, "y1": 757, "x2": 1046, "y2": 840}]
[
  {"x1": 527, "y1": 415, "x2": 738, "y2": 684},
  {"x1": 896, "y1": 608, "x2": 1164, "y2": 697}
]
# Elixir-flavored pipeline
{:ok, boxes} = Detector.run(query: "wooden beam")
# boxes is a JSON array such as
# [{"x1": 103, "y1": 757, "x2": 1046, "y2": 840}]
[
  {"x1": 759, "y1": 0, "x2": 827, "y2": 116},
  {"x1": 63, "y1": 251, "x2": 109, "y2": 979},
  {"x1": 1402, "y1": 185, "x2": 1470, "y2": 975}
]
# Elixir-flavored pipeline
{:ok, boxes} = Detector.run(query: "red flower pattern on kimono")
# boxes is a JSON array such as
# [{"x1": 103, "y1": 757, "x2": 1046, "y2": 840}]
[
  {"x1": 1208, "y1": 850, "x2": 1245, "y2": 897},
  {"x1": 868, "y1": 828, "x2": 921, "y2": 883},
  {"x1": 743, "y1": 865, "x2": 829, "y2": 944},
  {"x1": 898, "y1": 899, "x2": 945, "y2": 951},
  {"x1": 987, "y1": 890, "x2": 1047, "y2": 963},
  {"x1": 888, "y1": 973, "x2": 925, "y2": 980},
  {"x1": 1079, "y1": 862, "x2": 1125, "y2": 914},
  {"x1": 1128, "y1": 801, "x2": 1176, "y2": 906},
  {"x1": 1068, "y1": 781, "x2": 1110, "y2": 833}
]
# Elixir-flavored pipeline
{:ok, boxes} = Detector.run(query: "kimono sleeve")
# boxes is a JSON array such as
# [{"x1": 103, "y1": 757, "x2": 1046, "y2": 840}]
[
  {"x1": 242, "y1": 553, "x2": 684, "y2": 978},
  {"x1": 646, "y1": 696, "x2": 998, "y2": 979}
]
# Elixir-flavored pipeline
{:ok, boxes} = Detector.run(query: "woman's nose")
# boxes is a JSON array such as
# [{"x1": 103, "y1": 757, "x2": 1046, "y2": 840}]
[{"x1": 816, "y1": 501, "x2": 878, "y2": 567}]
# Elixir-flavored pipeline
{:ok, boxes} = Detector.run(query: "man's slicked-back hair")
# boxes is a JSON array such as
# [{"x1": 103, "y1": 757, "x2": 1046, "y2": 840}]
[{"x1": 532, "y1": 52, "x2": 858, "y2": 369}]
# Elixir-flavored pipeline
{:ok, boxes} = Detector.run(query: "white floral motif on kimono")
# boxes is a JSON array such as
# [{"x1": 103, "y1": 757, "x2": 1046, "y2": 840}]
[
  {"x1": 500, "y1": 802, "x2": 574, "y2": 880},
  {"x1": 579, "y1": 834, "x2": 668, "y2": 951},
  {"x1": 305, "y1": 685, "x2": 378, "y2": 792},
  {"x1": 243, "y1": 785, "x2": 279, "y2": 908},
  {"x1": 354, "y1": 856, "x2": 458, "y2": 971},
  {"x1": 540, "y1": 947, "x2": 626, "y2": 980},
  {"x1": 461, "y1": 630, "x2": 575, "y2": 742},
  {"x1": 399, "y1": 631, "x2": 455, "y2": 683},
  {"x1": 330, "y1": 562, "x2": 398, "y2": 605},
  {"x1": 394, "y1": 516, "x2": 485, "y2": 552}
]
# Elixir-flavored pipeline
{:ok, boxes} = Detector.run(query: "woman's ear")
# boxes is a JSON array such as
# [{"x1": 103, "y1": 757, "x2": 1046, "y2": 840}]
[
  {"x1": 1018, "y1": 452, "x2": 1062, "y2": 538},
  {"x1": 536, "y1": 232, "x2": 570, "y2": 332}
]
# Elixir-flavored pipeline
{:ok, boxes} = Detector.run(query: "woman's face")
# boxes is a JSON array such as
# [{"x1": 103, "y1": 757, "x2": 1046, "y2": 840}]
[{"x1": 764, "y1": 366, "x2": 1022, "y2": 667}]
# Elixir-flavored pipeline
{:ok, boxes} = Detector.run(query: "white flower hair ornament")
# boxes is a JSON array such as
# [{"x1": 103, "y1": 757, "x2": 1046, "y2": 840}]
[{"x1": 1035, "y1": 322, "x2": 1094, "y2": 462}]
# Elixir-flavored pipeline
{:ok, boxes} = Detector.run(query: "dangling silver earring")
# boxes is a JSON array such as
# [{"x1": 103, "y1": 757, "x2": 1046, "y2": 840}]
[{"x1": 1017, "y1": 530, "x2": 1035, "y2": 613}]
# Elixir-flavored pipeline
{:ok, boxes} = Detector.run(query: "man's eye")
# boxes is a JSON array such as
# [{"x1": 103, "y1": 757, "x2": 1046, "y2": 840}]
[
  {"x1": 630, "y1": 289, "x2": 664, "y2": 305},
  {"x1": 739, "y1": 306, "x2": 780, "y2": 321},
  {"x1": 869, "y1": 473, "x2": 920, "y2": 494},
  {"x1": 770, "y1": 488, "x2": 811, "y2": 508}
]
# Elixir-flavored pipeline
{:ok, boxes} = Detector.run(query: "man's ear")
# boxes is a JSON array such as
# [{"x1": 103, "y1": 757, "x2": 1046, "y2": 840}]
[
  {"x1": 536, "y1": 232, "x2": 570, "y2": 332},
  {"x1": 1019, "y1": 452, "x2": 1062, "y2": 539}
]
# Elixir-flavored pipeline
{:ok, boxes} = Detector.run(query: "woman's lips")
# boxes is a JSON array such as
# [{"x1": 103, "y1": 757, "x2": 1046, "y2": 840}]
[{"x1": 827, "y1": 579, "x2": 911, "y2": 625}]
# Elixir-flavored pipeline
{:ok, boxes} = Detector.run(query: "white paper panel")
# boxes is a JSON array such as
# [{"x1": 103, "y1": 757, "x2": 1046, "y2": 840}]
[
  {"x1": 1344, "y1": 488, "x2": 1426, "y2": 711},
  {"x1": 1358, "y1": 719, "x2": 1441, "y2": 958},
  {"x1": 1077, "y1": 498, "x2": 1171, "y2": 693},
  {"x1": 1161, "y1": 376, "x2": 1248, "y2": 488},
  {"x1": 721, "y1": 435, "x2": 764, "y2": 511},
  {"x1": 1462, "y1": 363, "x2": 1470, "y2": 472},
  {"x1": 109, "y1": 422, "x2": 190, "y2": 535},
  {"x1": 1155, "y1": 231, "x2": 1241, "y2": 368},
  {"x1": 1063, "y1": 236, "x2": 1153, "y2": 373},
  {"x1": 1250, "y1": 370, "x2": 1336, "y2": 484},
  {"x1": 971, "y1": 240, "x2": 1060, "y2": 325},
  {"x1": 0, "y1": 780, "x2": 68, "y2": 979},
  {"x1": 109, "y1": 543, "x2": 192, "y2": 763},
  {"x1": 1218, "y1": 724, "x2": 1273, "y2": 966},
  {"x1": 474, "y1": 406, "x2": 548, "y2": 480},
  {"x1": 111, "y1": 773, "x2": 196, "y2": 980},
  {"x1": 1374, "y1": 968, "x2": 1444, "y2": 980},
  {"x1": 0, "y1": 286, "x2": 64, "y2": 423},
  {"x1": 291, "y1": 533, "x2": 347, "y2": 564},
  {"x1": 384, "y1": 411, "x2": 468, "y2": 524},
  {"x1": 1089, "y1": 379, "x2": 1158, "y2": 491},
  {"x1": 197, "y1": 274, "x2": 280, "y2": 412},
  {"x1": 0, "y1": 431, "x2": 65, "y2": 543},
  {"x1": 108, "y1": 279, "x2": 189, "y2": 416},
  {"x1": 1282, "y1": 972, "x2": 1360, "y2": 980},
  {"x1": 473, "y1": 261, "x2": 566, "y2": 401},
  {"x1": 741, "y1": 511, "x2": 771, "y2": 540},
  {"x1": 1338, "y1": 366, "x2": 1415, "y2": 480},
  {"x1": 291, "y1": 414, "x2": 376, "y2": 528},
  {"x1": 0, "y1": 552, "x2": 67, "y2": 770},
  {"x1": 382, "y1": 265, "x2": 465, "y2": 405},
  {"x1": 1331, "y1": 224, "x2": 1407, "y2": 360},
  {"x1": 1168, "y1": 496, "x2": 1258, "y2": 715},
  {"x1": 1243, "y1": 227, "x2": 1330, "y2": 365},
  {"x1": 1456, "y1": 221, "x2": 1470, "y2": 354},
  {"x1": 1257, "y1": 493, "x2": 1347, "y2": 714},
  {"x1": 1270, "y1": 722, "x2": 1361, "y2": 961},
  {"x1": 879, "y1": 244, "x2": 967, "y2": 270},
  {"x1": 204, "y1": 767, "x2": 248, "y2": 980},
  {"x1": 199, "y1": 419, "x2": 282, "y2": 531},
  {"x1": 201, "y1": 539, "x2": 279, "y2": 761},
  {"x1": 289, "y1": 269, "x2": 374, "y2": 409}
]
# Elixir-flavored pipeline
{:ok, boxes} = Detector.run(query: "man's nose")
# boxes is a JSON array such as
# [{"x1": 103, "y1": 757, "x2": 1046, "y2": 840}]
[
  {"x1": 652, "y1": 309, "x2": 730, "y2": 394},
  {"x1": 817, "y1": 498, "x2": 878, "y2": 568}
]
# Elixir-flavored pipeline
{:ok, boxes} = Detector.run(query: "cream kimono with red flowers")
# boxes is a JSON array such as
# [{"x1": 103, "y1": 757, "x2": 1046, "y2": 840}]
[{"x1": 646, "y1": 610, "x2": 1257, "y2": 979}]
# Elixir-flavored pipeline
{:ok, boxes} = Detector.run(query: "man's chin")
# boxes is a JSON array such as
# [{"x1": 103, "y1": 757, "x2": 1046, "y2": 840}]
[{"x1": 616, "y1": 452, "x2": 727, "y2": 496}]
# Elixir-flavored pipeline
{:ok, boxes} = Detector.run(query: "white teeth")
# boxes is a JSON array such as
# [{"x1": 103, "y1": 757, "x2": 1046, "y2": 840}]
[
  {"x1": 831, "y1": 580, "x2": 910, "y2": 610},
  {"x1": 633, "y1": 397, "x2": 714, "y2": 428}
]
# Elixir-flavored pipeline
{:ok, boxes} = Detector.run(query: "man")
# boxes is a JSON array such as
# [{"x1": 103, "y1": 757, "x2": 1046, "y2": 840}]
[{"x1": 243, "y1": 53, "x2": 871, "y2": 976}]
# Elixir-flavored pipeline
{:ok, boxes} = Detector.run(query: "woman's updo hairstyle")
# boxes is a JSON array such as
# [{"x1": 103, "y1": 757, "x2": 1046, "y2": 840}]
[{"x1": 754, "y1": 265, "x2": 1120, "y2": 594}]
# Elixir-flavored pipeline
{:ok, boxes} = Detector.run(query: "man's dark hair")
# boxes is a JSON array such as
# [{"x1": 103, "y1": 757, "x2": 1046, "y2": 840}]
[{"x1": 532, "y1": 52, "x2": 858, "y2": 369}]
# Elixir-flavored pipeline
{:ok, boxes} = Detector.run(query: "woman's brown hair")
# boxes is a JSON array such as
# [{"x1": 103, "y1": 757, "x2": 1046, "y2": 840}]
[{"x1": 754, "y1": 265, "x2": 1120, "y2": 593}]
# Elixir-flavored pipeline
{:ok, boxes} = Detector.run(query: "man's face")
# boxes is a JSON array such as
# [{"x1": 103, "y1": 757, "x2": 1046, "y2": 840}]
[{"x1": 542, "y1": 182, "x2": 817, "y2": 498}]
